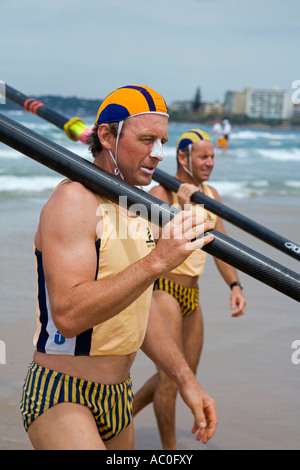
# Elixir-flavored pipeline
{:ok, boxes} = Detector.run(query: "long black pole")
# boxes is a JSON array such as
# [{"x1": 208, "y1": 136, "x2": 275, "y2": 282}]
[
  {"x1": 0, "y1": 113, "x2": 300, "y2": 302},
  {"x1": 153, "y1": 169, "x2": 300, "y2": 261},
  {"x1": 5, "y1": 84, "x2": 68, "y2": 129},
  {"x1": 5, "y1": 84, "x2": 300, "y2": 261}
]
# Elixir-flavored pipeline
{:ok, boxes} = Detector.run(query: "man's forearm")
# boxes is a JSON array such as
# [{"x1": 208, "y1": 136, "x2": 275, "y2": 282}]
[{"x1": 141, "y1": 298, "x2": 192, "y2": 382}]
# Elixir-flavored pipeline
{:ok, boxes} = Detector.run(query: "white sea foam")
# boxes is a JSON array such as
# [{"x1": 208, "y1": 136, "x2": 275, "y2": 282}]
[
  {"x1": 66, "y1": 145, "x2": 93, "y2": 161},
  {"x1": 5, "y1": 110, "x2": 24, "y2": 116},
  {"x1": 161, "y1": 146, "x2": 176, "y2": 159},
  {"x1": 0, "y1": 148, "x2": 25, "y2": 159},
  {"x1": 210, "y1": 181, "x2": 250, "y2": 199},
  {"x1": 0, "y1": 175, "x2": 62, "y2": 192},
  {"x1": 230, "y1": 131, "x2": 258, "y2": 140},
  {"x1": 257, "y1": 148, "x2": 300, "y2": 161},
  {"x1": 258, "y1": 132, "x2": 296, "y2": 140},
  {"x1": 286, "y1": 180, "x2": 300, "y2": 188},
  {"x1": 250, "y1": 180, "x2": 269, "y2": 187},
  {"x1": 208, "y1": 180, "x2": 296, "y2": 198},
  {"x1": 231, "y1": 130, "x2": 297, "y2": 141},
  {"x1": 19, "y1": 121, "x2": 57, "y2": 132},
  {"x1": 0, "y1": 145, "x2": 92, "y2": 162}
]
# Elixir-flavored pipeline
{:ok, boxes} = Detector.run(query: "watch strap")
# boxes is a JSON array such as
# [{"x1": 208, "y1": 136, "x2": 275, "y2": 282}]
[{"x1": 230, "y1": 281, "x2": 243, "y2": 290}]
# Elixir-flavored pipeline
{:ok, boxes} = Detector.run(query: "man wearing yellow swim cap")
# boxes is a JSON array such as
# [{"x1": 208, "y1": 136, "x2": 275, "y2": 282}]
[
  {"x1": 20, "y1": 87, "x2": 217, "y2": 450},
  {"x1": 134, "y1": 128, "x2": 246, "y2": 449}
]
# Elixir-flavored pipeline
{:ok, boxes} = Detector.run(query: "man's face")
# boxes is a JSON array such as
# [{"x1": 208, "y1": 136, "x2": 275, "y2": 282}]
[
  {"x1": 190, "y1": 140, "x2": 214, "y2": 183},
  {"x1": 116, "y1": 114, "x2": 168, "y2": 186}
]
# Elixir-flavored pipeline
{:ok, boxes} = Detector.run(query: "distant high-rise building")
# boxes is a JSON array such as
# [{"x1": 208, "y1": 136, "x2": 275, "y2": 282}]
[
  {"x1": 224, "y1": 89, "x2": 247, "y2": 115},
  {"x1": 225, "y1": 87, "x2": 294, "y2": 119}
]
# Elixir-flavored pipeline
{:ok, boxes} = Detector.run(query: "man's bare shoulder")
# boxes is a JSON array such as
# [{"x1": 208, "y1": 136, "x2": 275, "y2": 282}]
[
  {"x1": 43, "y1": 180, "x2": 99, "y2": 214},
  {"x1": 37, "y1": 180, "x2": 100, "y2": 244},
  {"x1": 205, "y1": 183, "x2": 221, "y2": 202},
  {"x1": 149, "y1": 184, "x2": 172, "y2": 204}
]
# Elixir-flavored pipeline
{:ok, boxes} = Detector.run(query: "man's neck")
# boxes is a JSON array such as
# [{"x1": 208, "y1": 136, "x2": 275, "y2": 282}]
[{"x1": 176, "y1": 167, "x2": 200, "y2": 186}]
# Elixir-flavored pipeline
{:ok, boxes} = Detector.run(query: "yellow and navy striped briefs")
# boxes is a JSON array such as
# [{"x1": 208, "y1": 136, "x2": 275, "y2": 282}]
[
  {"x1": 20, "y1": 362, "x2": 133, "y2": 441},
  {"x1": 153, "y1": 278, "x2": 199, "y2": 318}
]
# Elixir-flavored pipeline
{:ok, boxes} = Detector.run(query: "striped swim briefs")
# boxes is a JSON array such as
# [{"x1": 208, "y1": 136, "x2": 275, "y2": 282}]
[
  {"x1": 20, "y1": 362, "x2": 134, "y2": 442},
  {"x1": 153, "y1": 278, "x2": 199, "y2": 318}
]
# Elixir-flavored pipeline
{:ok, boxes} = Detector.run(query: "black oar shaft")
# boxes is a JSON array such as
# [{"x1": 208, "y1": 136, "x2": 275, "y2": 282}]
[
  {"x1": 1, "y1": 113, "x2": 300, "y2": 302},
  {"x1": 153, "y1": 169, "x2": 300, "y2": 261},
  {"x1": 5, "y1": 84, "x2": 68, "y2": 129}
]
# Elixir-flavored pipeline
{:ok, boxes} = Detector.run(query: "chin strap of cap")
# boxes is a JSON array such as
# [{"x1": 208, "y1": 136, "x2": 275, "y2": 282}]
[{"x1": 108, "y1": 120, "x2": 125, "y2": 180}]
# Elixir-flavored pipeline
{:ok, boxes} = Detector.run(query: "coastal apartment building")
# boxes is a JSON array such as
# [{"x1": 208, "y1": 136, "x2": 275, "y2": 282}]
[
  {"x1": 224, "y1": 87, "x2": 294, "y2": 119},
  {"x1": 169, "y1": 99, "x2": 226, "y2": 115}
]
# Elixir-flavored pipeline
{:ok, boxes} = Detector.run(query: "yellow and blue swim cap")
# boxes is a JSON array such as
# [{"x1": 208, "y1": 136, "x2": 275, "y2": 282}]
[
  {"x1": 176, "y1": 129, "x2": 211, "y2": 153},
  {"x1": 95, "y1": 85, "x2": 169, "y2": 125}
]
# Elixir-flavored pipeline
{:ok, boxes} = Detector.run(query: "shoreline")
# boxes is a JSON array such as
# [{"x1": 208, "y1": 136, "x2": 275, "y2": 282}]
[
  {"x1": 2, "y1": 108, "x2": 300, "y2": 132},
  {"x1": 168, "y1": 119, "x2": 300, "y2": 132}
]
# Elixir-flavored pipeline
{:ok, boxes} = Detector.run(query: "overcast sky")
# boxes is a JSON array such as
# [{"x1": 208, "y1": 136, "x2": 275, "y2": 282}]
[{"x1": 1, "y1": 0, "x2": 299, "y2": 105}]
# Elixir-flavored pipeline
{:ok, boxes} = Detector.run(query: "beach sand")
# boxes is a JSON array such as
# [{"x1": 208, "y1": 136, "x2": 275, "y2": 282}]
[{"x1": 0, "y1": 194, "x2": 299, "y2": 450}]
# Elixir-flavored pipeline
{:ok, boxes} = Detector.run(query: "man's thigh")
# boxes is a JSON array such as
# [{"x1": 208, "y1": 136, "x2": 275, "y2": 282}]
[
  {"x1": 106, "y1": 421, "x2": 134, "y2": 450},
  {"x1": 182, "y1": 305, "x2": 204, "y2": 372},
  {"x1": 152, "y1": 290, "x2": 183, "y2": 346},
  {"x1": 28, "y1": 402, "x2": 106, "y2": 450}
]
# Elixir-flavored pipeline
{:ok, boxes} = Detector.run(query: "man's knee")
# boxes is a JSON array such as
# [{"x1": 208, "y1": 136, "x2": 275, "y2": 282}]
[{"x1": 157, "y1": 373, "x2": 178, "y2": 397}]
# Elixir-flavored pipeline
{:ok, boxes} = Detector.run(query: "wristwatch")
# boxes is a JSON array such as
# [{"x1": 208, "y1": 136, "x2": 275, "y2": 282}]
[{"x1": 230, "y1": 281, "x2": 243, "y2": 290}]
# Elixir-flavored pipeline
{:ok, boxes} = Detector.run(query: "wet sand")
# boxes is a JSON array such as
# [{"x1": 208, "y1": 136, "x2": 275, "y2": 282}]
[{"x1": 0, "y1": 195, "x2": 299, "y2": 450}]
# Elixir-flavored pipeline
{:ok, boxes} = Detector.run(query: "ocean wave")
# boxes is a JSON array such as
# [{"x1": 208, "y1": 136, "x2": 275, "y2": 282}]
[
  {"x1": 19, "y1": 121, "x2": 58, "y2": 132},
  {"x1": 231, "y1": 130, "x2": 297, "y2": 141},
  {"x1": 286, "y1": 180, "x2": 300, "y2": 188},
  {"x1": 230, "y1": 131, "x2": 258, "y2": 140},
  {"x1": 210, "y1": 180, "x2": 300, "y2": 198},
  {"x1": 0, "y1": 148, "x2": 25, "y2": 159},
  {"x1": 0, "y1": 175, "x2": 62, "y2": 193},
  {"x1": 249, "y1": 180, "x2": 269, "y2": 187},
  {"x1": 257, "y1": 148, "x2": 300, "y2": 161},
  {"x1": 211, "y1": 181, "x2": 250, "y2": 199},
  {"x1": 0, "y1": 174, "x2": 298, "y2": 199},
  {"x1": 65, "y1": 146, "x2": 92, "y2": 160},
  {"x1": 4, "y1": 110, "x2": 24, "y2": 116},
  {"x1": 0, "y1": 144, "x2": 92, "y2": 161},
  {"x1": 161, "y1": 146, "x2": 176, "y2": 159}
]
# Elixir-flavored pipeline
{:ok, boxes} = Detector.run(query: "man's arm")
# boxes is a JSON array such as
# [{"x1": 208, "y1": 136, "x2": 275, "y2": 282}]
[
  {"x1": 141, "y1": 298, "x2": 217, "y2": 444},
  {"x1": 209, "y1": 186, "x2": 246, "y2": 317}
]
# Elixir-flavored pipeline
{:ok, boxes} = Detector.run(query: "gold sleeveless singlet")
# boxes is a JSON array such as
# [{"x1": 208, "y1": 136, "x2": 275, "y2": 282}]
[
  {"x1": 34, "y1": 182, "x2": 155, "y2": 357},
  {"x1": 170, "y1": 184, "x2": 218, "y2": 277}
]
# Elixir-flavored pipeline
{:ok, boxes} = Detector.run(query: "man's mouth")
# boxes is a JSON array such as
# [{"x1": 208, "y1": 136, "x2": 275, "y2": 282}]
[{"x1": 140, "y1": 166, "x2": 156, "y2": 175}]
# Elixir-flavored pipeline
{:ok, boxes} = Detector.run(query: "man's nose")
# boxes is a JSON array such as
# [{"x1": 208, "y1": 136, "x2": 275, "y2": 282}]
[{"x1": 150, "y1": 139, "x2": 164, "y2": 161}]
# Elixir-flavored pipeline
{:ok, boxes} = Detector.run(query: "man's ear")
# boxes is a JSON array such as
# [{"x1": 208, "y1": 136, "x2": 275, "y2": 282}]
[
  {"x1": 97, "y1": 124, "x2": 114, "y2": 150},
  {"x1": 177, "y1": 150, "x2": 189, "y2": 168}
]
